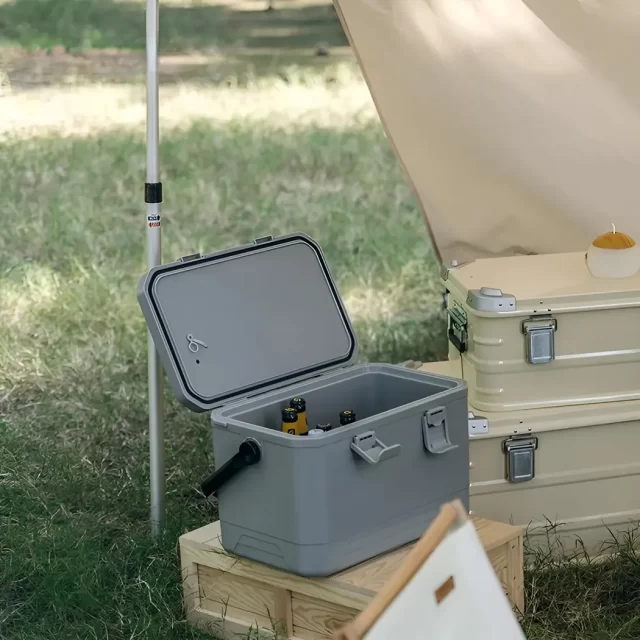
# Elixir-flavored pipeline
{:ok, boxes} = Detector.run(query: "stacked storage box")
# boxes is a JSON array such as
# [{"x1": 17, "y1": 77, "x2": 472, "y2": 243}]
[
  {"x1": 430, "y1": 251, "x2": 640, "y2": 554},
  {"x1": 325, "y1": 0, "x2": 640, "y2": 555}
]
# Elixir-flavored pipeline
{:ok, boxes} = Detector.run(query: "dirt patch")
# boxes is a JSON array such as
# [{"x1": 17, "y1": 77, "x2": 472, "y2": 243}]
[
  {"x1": 2, "y1": 48, "x2": 149, "y2": 88},
  {"x1": 0, "y1": 45, "x2": 353, "y2": 90}
]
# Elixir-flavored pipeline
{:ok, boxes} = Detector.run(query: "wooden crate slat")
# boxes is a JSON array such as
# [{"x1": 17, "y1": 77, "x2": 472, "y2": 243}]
[
  {"x1": 180, "y1": 516, "x2": 524, "y2": 639},
  {"x1": 181, "y1": 528, "x2": 373, "y2": 611},
  {"x1": 197, "y1": 565, "x2": 281, "y2": 620},
  {"x1": 292, "y1": 593, "x2": 359, "y2": 637}
]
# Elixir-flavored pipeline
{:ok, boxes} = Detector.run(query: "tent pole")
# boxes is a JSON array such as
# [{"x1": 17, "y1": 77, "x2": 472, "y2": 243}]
[{"x1": 145, "y1": 0, "x2": 165, "y2": 536}]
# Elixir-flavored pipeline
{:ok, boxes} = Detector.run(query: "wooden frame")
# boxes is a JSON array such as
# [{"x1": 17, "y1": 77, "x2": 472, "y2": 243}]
[
  {"x1": 332, "y1": 500, "x2": 468, "y2": 640},
  {"x1": 179, "y1": 509, "x2": 523, "y2": 639}
]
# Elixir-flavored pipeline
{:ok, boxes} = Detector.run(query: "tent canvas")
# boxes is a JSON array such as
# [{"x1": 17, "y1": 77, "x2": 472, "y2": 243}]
[{"x1": 333, "y1": 0, "x2": 640, "y2": 265}]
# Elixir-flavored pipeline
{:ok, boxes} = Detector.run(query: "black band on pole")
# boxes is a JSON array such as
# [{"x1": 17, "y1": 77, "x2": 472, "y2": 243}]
[{"x1": 145, "y1": 182, "x2": 163, "y2": 204}]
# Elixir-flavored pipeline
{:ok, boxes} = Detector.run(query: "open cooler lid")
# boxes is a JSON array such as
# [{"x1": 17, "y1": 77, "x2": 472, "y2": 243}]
[
  {"x1": 333, "y1": 0, "x2": 640, "y2": 265},
  {"x1": 137, "y1": 234, "x2": 358, "y2": 412}
]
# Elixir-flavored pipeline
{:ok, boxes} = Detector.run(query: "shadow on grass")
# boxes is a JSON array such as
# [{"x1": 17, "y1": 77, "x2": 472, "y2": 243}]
[
  {"x1": 0, "y1": 0, "x2": 347, "y2": 52},
  {"x1": 1, "y1": 0, "x2": 353, "y2": 87},
  {"x1": 0, "y1": 114, "x2": 443, "y2": 637}
]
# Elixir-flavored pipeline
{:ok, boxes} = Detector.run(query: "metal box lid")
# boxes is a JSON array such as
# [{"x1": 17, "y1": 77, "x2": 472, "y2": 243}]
[
  {"x1": 137, "y1": 234, "x2": 358, "y2": 412},
  {"x1": 444, "y1": 251, "x2": 640, "y2": 314}
]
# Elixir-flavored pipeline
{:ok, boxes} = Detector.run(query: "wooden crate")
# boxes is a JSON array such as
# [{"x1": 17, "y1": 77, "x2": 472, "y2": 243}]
[{"x1": 180, "y1": 517, "x2": 524, "y2": 639}]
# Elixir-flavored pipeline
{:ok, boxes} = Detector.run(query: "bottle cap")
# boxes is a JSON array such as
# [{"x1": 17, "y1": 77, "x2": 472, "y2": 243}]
[
  {"x1": 290, "y1": 397, "x2": 306, "y2": 412},
  {"x1": 282, "y1": 408, "x2": 298, "y2": 423},
  {"x1": 339, "y1": 409, "x2": 356, "y2": 425}
]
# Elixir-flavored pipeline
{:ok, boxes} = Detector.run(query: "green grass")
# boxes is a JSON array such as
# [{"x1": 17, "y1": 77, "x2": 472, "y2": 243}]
[
  {"x1": 0, "y1": 88, "x2": 446, "y2": 638},
  {"x1": 0, "y1": 0, "x2": 352, "y2": 89},
  {"x1": 0, "y1": 0, "x2": 347, "y2": 53},
  {"x1": 3, "y1": 2, "x2": 640, "y2": 639},
  {"x1": 523, "y1": 530, "x2": 640, "y2": 640},
  {"x1": 1, "y1": 0, "x2": 352, "y2": 89}
]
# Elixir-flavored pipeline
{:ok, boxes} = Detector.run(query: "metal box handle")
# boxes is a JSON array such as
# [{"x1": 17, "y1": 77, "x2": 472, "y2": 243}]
[
  {"x1": 351, "y1": 431, "x2": 401, "y2": 465},
  {"x1": 423, "y1": 407, "x2": 458, "y2": 455}
]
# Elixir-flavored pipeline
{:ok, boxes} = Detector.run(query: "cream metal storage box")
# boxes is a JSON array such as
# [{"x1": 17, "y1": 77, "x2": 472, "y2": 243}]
[
  {"x1": 419, "y1": 359, "x2": 640, "y2": 557},
  {"x1": 137, "y1": 233, "x2": 469, "y2": 577},
  {"x1": 442, "y1": 251, "x2": 640, "y2": 413}
]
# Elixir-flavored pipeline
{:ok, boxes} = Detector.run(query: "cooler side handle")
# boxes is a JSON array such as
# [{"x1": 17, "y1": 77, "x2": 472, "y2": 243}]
[{"x1": 351, "y1": 431, "x2": 401, "y2": 465}]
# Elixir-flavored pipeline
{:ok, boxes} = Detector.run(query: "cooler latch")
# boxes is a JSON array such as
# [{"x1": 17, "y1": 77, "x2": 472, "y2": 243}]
[
  {"x1": 522, "y1": 316, "x2": 557, "y2": 364},
  {"x1": 502, "y1": 435, "x2": 538, "y2": 483},
  {"x1": 423, "y1": 407, "x2": 458, "y2": 455},
  {"x1": 178, "y1": 252, "x2": 201, "y2": 263}
]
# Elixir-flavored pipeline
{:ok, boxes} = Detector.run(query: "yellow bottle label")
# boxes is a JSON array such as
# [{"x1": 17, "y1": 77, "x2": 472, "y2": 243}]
[{"x1": 295, "y1": 411, "x2": 308, "y2": 434}]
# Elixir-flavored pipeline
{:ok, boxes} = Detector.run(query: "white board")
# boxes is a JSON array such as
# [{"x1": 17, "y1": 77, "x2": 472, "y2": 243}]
[
  {"x1": 362, "y1": 520, "x2": 526, "y2": 639},
  {"x1": 334, "y1": 502, "x2": 527, "y2": 640}
]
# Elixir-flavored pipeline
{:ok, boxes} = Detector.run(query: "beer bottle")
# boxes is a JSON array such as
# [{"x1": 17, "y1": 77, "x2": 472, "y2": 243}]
[
  {"x1": 339, "y1": 409, "x2": 356, "y2": 426},
  {"x1": 282, "y1": 407, "x2": 299, "y2": 435},
  {"x1": 289, "y1": 397, "x2": 308, "y2": 432}
]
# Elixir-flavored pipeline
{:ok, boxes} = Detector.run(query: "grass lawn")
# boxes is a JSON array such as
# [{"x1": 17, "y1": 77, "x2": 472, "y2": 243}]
[{"x1": 2, "y1": 1, "x2": 640, "y2": 639}]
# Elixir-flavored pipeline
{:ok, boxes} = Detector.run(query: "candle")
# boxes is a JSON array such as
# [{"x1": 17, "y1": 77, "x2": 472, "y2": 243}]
[{"x1": 586, "y1": 225, "x2": 639, "y2": 278}]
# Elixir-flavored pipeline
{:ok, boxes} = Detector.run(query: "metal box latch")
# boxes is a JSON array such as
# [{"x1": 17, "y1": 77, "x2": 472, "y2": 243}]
[
  {"x1": 522, "y1": 317, "x2": 557, "y2": 365},
  {"x1": 447, "y1": 306, "x2": 468, "y2": 354},
  {"x1": 502, "y1": 435, "x2": 538, "y2": 483}
]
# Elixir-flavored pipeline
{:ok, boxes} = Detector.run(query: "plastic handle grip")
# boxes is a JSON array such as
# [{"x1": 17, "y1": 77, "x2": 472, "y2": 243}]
[
  {"x1": 350, "y1": 431, "x2": 402, "y2": 465},
  {"x1": 200, "y1": 439, "x2": 261, "y2": 498},
  {"x1": 376, "y1": 444, "x2": 402, "y2": 463}
]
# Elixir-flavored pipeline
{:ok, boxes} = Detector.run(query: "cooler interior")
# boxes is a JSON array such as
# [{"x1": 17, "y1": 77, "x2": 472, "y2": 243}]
[{"x1": 219, "y1": 364, "x2": 461, "y2": 433}]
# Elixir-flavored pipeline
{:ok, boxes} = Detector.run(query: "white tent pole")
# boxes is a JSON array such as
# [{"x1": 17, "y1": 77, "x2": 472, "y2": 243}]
[{"x1": 145, "y1": 0, "x2": 165, "y2": 536}]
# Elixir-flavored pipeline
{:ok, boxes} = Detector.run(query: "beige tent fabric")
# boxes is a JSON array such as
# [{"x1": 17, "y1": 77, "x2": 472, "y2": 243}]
[{"x1": 334, "y1": 0, "x2": 640, "y2": 265}]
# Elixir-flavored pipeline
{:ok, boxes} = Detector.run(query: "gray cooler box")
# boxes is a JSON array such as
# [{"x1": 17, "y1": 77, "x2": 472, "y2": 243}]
[{"x1": 137, "y1": 233, "x2": 469, "y2": 577}]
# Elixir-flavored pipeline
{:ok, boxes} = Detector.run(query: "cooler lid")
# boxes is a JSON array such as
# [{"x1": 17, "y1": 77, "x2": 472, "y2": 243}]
[
  {"x1": 137, "y1": 234, "x2": 358, "y2": 412},
  {"x1": 445, "y1": 251, "x2": 640, "y2": 312}
]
